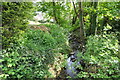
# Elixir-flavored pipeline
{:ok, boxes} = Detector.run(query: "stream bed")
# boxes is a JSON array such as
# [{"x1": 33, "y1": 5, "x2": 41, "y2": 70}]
[{"x1": 65, "y1": 33, "x2": 83, "y2": 78}]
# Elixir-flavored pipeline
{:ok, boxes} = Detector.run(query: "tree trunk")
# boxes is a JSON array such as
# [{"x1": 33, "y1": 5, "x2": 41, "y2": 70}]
[
  {"x1": 78, "y1": 2, "x2": 85, "y2": 52},
  {"x1": 72, "y1": 2, "x2": 78, "y2": 25},
  {"x1": 90, "y1": 1, "x2": 98, "y2": 35},
  {"x1": 52, "y1": 2, "x2": 59, "y2": 24},
  {"x1": 72, "y1": 15, "x2": 77, "y2": 25}
]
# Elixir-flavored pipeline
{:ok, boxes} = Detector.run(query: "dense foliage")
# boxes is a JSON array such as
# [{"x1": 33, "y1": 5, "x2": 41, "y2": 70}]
[
  {"x1": 37, "y1": 2, "x2": 73, "y2": 29},
  {"x1": 2, "y1": 2, "x2": 34, "y2": 49},
  {"x1": 1, "y1": 1, "x2": 120, "y2": 79},
  {"x1": 76, "y1": 33, "x2": 119, "y2": 78},
  {"x1": 1, "y1": 24, "x2": 69, "y2": 79}
]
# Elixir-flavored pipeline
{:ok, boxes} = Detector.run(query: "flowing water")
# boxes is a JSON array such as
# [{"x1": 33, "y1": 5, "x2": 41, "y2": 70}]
[
  {"x1": 66, "y1": 50, "x2": 81, "y2": 78},
  {"x1": 66, "y1": 33, "x2": 82, "y2": 78}
]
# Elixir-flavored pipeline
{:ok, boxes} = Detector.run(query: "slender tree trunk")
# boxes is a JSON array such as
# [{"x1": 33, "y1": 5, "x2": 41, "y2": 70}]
[
  {"x1": 92, "y1": 2, "x2": 98, "y2": 35},
  {"x1": 89, "y1": 2, "x2": 93, "y2": 35},
  {"x1": 72, "y1": 2, "x2": 78, "y2": 25},
  {"x1": 72, "y1": 15, "x2": 77, "y2": 25},
  {"x1": 52, "y1": 2, "x2": 59, "y2": 24},
  {"x1": 90, "y1": 1, "x2": 98, "y2": 35},
  {"x1": 73, "y1": 2, "x2": 77, "y2": 16},
  {"x1": 78, "y1": 2, "x2": 85, "y2": 52}
]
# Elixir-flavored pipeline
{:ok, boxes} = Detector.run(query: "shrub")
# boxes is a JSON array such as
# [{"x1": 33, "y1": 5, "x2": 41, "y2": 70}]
[
  {"x1": 2, "y1": 2, "x2": 35, "y2": 49},
  {"x1": 1, "y1": 24, "x2": 70, "y2": 79},
  {"x1": 76, "y1": 33, "x2": 120, "y2": 78}
]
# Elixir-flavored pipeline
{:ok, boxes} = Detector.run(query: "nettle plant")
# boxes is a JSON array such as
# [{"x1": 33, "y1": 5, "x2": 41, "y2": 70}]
[{"x1": 76, "y1": 33, "x2": 120, "y2": 78}]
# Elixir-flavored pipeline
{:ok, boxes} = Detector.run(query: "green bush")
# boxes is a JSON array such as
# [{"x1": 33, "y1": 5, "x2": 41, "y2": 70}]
[
  {"x1": 1, "y1": 24, "x2": 70, "y2": 79},
  {"x1": 2, "y1": 2, "x2": 35, "y2": 49},
  {"x1": 76, "y1": 33, "x2": 120, "y2": 78}
]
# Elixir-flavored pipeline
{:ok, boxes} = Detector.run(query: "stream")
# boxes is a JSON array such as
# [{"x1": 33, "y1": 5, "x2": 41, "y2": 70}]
[
  {"x1": 66, "y1": 50, "x2": 80, "y2": 78},
  {"x1": 66, "y1": 33, "x2": 84, "y2": 78}
]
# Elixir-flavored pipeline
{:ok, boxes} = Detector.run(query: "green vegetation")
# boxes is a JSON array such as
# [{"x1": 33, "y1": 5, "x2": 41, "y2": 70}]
[
  {"x1": 1, "y1": 24, "x2": 69, "y2": 79},
  {"x1": 76, "y1": 33, "x2": 119, "y2": 78},
  {"x1": 1, "y1": 1, "x2": 120, "y2": 79},
  {"x1": 2, "y1": 2, "x2": 35, "y2": 49}
]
